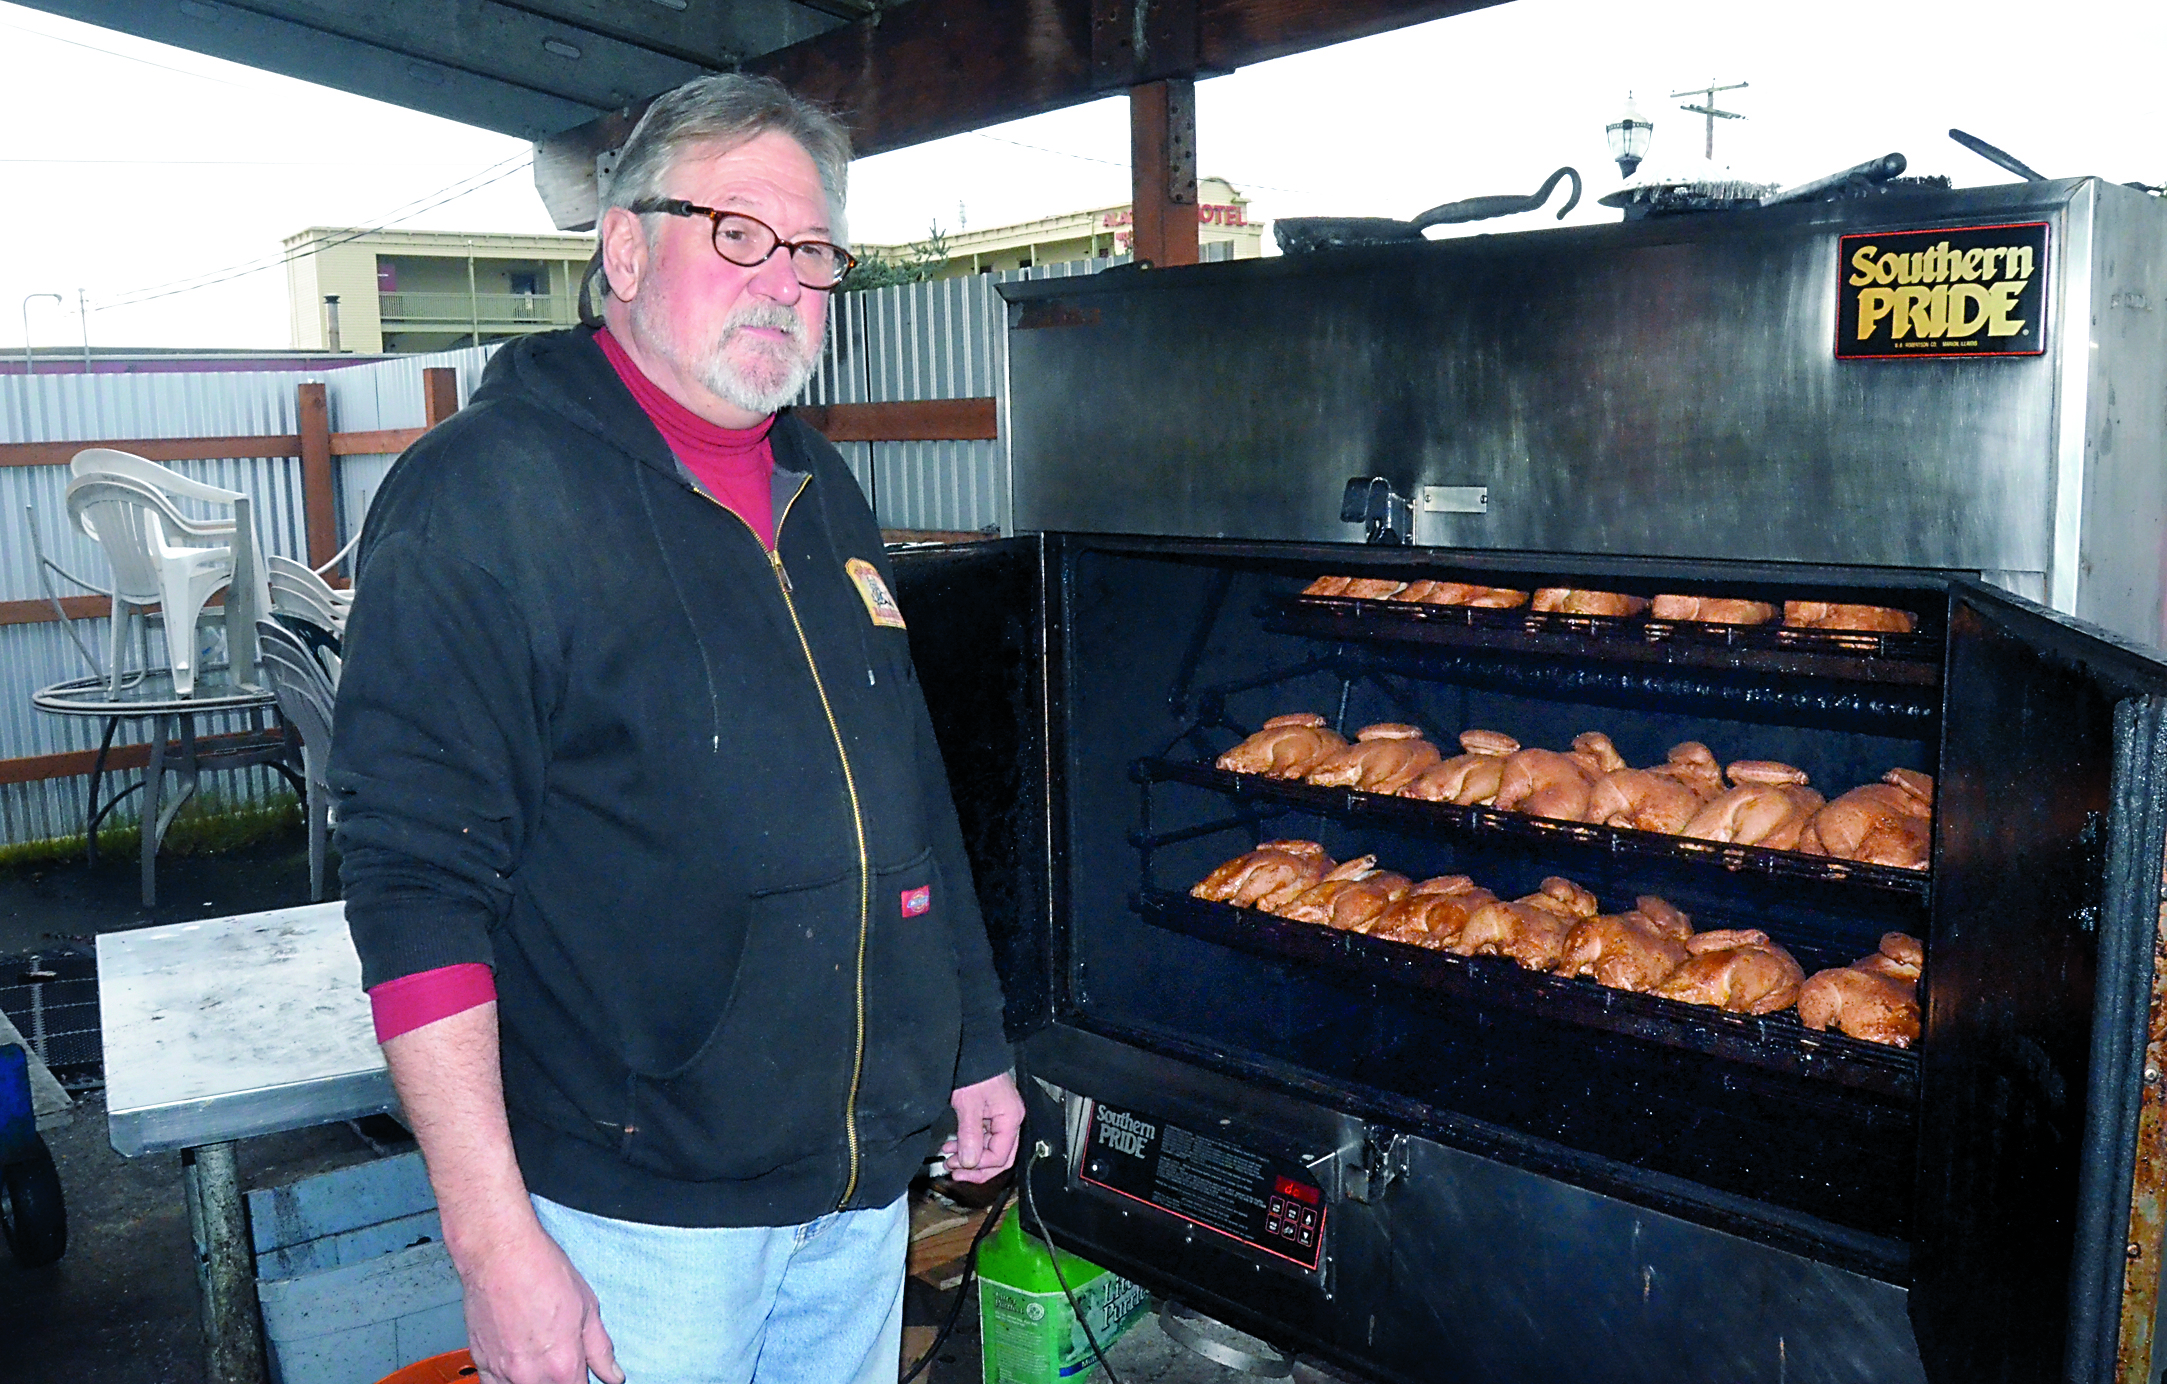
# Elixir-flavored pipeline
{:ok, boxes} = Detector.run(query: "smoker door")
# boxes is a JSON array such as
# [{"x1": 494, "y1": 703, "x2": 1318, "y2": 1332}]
[
  {"x1": 889, "y1": 538, "x2": 1054, "y2": 1044},
  {"x1": 1914, "y1": 581, "x2": 2167, "y2": 1384}
]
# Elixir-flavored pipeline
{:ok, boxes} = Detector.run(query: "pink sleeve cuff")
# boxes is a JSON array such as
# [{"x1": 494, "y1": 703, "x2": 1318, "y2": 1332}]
[{"x1": 369, "y1": 963, "x2": 497, "y2": 1043}]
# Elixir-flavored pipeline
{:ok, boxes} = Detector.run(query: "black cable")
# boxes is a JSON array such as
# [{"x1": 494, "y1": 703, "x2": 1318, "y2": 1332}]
[
  {"x1": 900, "y1": 1179, "x2": 1013, "y2": 1384},
  {"x1": 1020, "y1": 1140, "x2": 1125, "y2": 1384}
]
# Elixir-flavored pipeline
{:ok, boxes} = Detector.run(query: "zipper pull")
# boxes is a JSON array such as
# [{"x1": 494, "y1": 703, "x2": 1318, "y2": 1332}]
[{"x1": 769, "y1": 548, "x2": 794, "y2": 594}]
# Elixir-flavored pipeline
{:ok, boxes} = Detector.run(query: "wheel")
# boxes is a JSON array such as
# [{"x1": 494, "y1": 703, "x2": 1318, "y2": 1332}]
[{"x1": 1, "y1": 1135, "x2": 68, "y2": 1267}]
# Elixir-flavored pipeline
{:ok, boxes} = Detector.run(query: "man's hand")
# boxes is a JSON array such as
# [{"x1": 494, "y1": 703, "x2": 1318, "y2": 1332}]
[
  {"x1": 943, "y1": 1070, "x2": 1025, "y2": 1182},
  {"x1": 460, "y1": 1219, "x2": 623, "y2": 1384}
]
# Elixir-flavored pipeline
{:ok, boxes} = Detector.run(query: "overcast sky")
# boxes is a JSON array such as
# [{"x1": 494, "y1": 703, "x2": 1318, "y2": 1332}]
[{"x1": 2, "y1": 0, "x2": 2161, "y2": 351}]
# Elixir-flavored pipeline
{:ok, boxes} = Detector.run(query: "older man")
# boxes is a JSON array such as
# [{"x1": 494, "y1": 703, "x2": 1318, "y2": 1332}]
[{"x1": 330, "y1": 74, "x2": 1022, "y2": 1384}]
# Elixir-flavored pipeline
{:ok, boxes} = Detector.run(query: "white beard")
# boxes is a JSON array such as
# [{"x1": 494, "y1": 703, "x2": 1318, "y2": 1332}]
[{"x1": 636, "y1": 294, "x2": 823, "y2": 417}]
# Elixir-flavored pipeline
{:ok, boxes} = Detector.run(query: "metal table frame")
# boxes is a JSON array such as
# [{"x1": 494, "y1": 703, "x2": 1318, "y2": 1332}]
[{"x1": 99, "y1": 904, "x2": 395, "y2": 1384}]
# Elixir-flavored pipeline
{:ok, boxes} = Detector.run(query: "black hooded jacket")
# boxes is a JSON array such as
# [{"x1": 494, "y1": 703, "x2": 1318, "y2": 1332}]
[{"x1": 330, "y1": 326, "x2": 1010, "y2": 1228}]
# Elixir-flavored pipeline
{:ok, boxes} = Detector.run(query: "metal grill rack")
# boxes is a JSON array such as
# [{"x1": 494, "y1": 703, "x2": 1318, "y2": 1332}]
[
  {"x1": 1, "y1": 951, "x2": 103, "y2": 1092},
  {"x1": 1137, "y1": 758, "x2": 1933, "y2": 899},
  {"x1": 1135, "y1": 889, "x2": 1919, "y2": 1099}
]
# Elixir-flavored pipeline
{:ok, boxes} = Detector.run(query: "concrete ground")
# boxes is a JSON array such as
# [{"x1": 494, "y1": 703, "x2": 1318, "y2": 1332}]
[{"x1": 0, "y1": 825, "x2": 1309, "y2": 1384}]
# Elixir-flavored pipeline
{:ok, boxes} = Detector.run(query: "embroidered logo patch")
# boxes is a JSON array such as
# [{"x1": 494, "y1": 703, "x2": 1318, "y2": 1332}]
[
  {"x1": 846, "y1": 558, "x2": 907, "y2": 629},
  {"x1": 901, "y1": 885, "x2": 932, "y2": 917}
]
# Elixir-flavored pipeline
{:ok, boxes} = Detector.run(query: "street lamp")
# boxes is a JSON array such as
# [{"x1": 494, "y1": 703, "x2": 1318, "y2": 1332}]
[
  {"x1": 1606, "y1": 95, "x2": 1654, "y2": 180},
  {"x1": 20, "y1": 292, "x2": 62, "y2": 375}
]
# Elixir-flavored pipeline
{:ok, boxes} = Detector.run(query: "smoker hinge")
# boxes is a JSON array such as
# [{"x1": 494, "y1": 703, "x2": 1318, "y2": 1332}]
[{"x1": 1345, "y1": 1129, "x2": 1407, "y2": 1204}]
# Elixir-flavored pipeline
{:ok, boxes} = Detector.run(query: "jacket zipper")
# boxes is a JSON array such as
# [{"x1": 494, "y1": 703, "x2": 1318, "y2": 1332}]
[{"x1": 707, "y1": 477, "x2": 873, "y2": 1207}]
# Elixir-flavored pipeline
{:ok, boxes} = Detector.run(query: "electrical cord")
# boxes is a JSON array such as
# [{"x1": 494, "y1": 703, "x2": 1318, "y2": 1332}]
[
  {"x1": 900, "y1": 1178, "x2": 1013, "y2": 1384},
  {"x1": 1020, "y1": 1138, "x2": 1126, "y2": 1384}
]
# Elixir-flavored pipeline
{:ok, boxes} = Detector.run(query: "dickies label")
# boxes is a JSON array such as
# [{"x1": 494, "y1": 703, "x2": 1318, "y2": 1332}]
[
  {"x1": 846, "y1": 558, "x2": 908, "y2": 629},
  {"x1": 901, "y1": 885, "x2": 932, "y2": 917}
]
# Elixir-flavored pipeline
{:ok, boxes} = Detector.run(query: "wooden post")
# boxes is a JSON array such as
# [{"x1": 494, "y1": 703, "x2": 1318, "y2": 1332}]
[
  {"x1": 421, "y1": 366, "x2": 459, "y2": 429},
  {"x1": 296, "y1": 382, "x2": 337, "y2": 572},
  {"x1": 1129, "y1": 78, "x2": 1199, "y2": 268}
]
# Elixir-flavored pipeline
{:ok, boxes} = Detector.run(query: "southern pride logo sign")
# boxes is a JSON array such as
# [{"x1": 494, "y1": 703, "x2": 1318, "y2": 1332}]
[{"x1": 1836, "y1": 221, "x2": 2049, "y2": 359}]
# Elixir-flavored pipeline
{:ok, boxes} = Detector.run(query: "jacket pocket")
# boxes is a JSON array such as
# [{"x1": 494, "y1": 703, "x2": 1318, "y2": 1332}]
[
  {"x1": 854, "y1": 848, "x2": 964, "y2": 1141},
  {"x1": 620, "y1": 869, "x2": 857, "y2": 1182}
]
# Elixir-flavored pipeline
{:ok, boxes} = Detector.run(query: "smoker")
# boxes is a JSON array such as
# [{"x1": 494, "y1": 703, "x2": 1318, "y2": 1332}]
[{"x1": 888, "y1": 176, "x2": 2167, "y2": 1384}]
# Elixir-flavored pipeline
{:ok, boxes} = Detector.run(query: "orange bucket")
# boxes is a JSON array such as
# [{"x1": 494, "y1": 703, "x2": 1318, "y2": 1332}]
[{"x1": 374, "y1": 1349, "x2": 477, "y2": 1384}]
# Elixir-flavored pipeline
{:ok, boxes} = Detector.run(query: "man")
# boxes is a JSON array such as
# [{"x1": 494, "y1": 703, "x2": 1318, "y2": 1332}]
[{"x1": 330, "y1": 73, "x2": 1022, "y2": 1384}]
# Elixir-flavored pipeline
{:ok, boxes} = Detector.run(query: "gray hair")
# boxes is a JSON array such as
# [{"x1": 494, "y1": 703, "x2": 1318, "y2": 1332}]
[{"x1": 583, "y1": 73, "x2": 852, "y2": 319}]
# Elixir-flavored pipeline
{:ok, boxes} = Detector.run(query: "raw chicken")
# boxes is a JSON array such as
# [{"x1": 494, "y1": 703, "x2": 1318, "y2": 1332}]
[
  {"x1": 1305, "y1": 723, "x2": 1443, "y2": 794},
  {"x1": 1362, "y1": 876, "x2": 1499, "y2": 948},
  {"x1": 1532, "y1": 588, "x2": 1651, "y2": 617},
  {"x1": 1277, "y1": 857, "x2": 1412, "y2": 930},
  {"x1": 1493, "y1": 749, "x2": 1599, "y2": 822},
  {"x1": 1796, "y1": 770, "x2": 1934, "y2": 870},
  {"x1": 1452, "y1": 877, "x2": 1599, "y2": 971},
  {"x1": 1647, "y1": 742, "x2": 1725, "y2": 802},
  {"x1": 1556, "y1": 895, "x2": 1694, "y2": 992},
  {"x1": 1191, "y1": 840, "x2": 1334, "y2": 909},
  {"x1": 1852, "y1": 931, "x2": 1925, "y2": 987},
  {"x1": 1679, "y1": 761, "x2": 1823, "y2": 849},
  {"x1": 1798, "y1": 962, "x2": 1921, "y2": 1047},
  {"x1": 1586, "y1": 769, "x2": 1704, "y2": 835},
  {"x1": 1401, "y1": 729, "x2": 1519, "y2": 805},
  {"x1": 1216, "y1": 713, "x2": 1349, "y2": 779},
  {"x1": 1652, "y1": 930, "x2": 1806, "y2": 1014},
  {"x1": 1568, "y1": 731, "x2": 1628, "y2": 775},
  {"x1": 1783, "y1": 601, "x2": 1915, "y2": 634}
]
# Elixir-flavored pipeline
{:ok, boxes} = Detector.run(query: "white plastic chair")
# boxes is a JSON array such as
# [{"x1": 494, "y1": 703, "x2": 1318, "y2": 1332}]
[
  {"x1": 64, "y1": 469, "x2": 266, "y2": 698},
  {"x1": 257, "y1": 618, "x2": 339, "y2": 901},
  {"x1": 267, "y1": 554, "x2": 350, "y2": 641}
]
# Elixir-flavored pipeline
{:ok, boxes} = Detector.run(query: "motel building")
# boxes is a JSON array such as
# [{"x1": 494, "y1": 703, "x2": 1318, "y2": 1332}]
[{"x1": 859, "y1": 176, "x2": 1264, "y2": 277}]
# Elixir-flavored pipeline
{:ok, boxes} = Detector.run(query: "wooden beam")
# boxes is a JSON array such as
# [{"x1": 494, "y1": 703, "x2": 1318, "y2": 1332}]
[
  {"x1": 0, "y1": 436, "x2": 304, "y2": 469},
  {"x1": 297, "y1": 383, "x2": 339, "y2": 572},
  {"x1": 1130, "y1": 79, "x2": 1199, "y2": 268},
  {"x1": 0, "y1": 730, "x2": 279, "y2": 788},
  {"x1": 794, "y1": 398, "x2": 998, "y2": 442},
  {"x1": 327, "y1": 427, "x2": 426, "y2": 457},
  {"x1": 0, "y1": 596, "x2": 106, "y2": 628},
  {"x1": 423, "y1": 367, "x2": 460, "y2": 427}
]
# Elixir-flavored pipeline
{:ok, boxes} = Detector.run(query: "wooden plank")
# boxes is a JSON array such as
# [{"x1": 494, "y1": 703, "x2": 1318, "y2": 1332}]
[
  {"x1": 328, "y1": 427, "x2": 426, "y2": 457},
  {"x1": 0, "y1": 596, "x2": 106, "y2": 627},
  {"x1": 1130, "y1": 79, "x2": 1199, "y2": 268},
  {"x1": 0, "y1": 436, "x2": 303, "y2": 469},
  {"x1": 298, "y1": 383, "x2": 339, "y2": 572},
  {"x1": 423, "y1": 367, "x2": 460, "y2": 428},
  {"x1": 794, "y1": 398, "x2": 998, "y2": 442},
  {"x1": 0, "y1": 730, "x2": 280, "y2": 788}
]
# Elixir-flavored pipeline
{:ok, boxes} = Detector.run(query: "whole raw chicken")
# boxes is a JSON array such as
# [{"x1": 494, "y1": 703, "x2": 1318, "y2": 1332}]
[
  {"x1": 1652, "y1": 929, "x2": 1806, "y2": 1014},
  {"x1": 1649, "y1": 594, "x2": 1776, "y2": 626},
  {"x1": 1216, "y1": 713, "x2": 1349, "y2": 780},
  {"x1": 1798, "y1": 966, "x2": 1921, "y2": 1048},
  {"x1": 1452, "y1": 877, "x2": 1599, "y2": 971},
  {"x1": 1647, "y1": 742, "x2": 1725, "y2": 802},
  {"x1": 1402, "y1": 729, "x2": 1519, "y2": 805},
  {"x1": 1305, "y1": 723, "x2": 1443, "y2": 794},
  {"x1": 1587, "y1": 767, "x2": 1705, "y2": 835},
  {"x1": 1679, "y1": 761, "x2": 1824, "y2": 850},
  {"x1": 1556, "y1": 896, "x2": 1694, "y2": 992},
  {"x1": 1783, "y1": 601, "x2": 1915, "y2": 634},
  {"x1": 1362, "y1": 876, "x2": 1499, "y2": 948},
  {"x1": 1191, "y1": 840, "x2": 1334, "y2": 910},
  {"x1": 1277, "y1": 856, "x2": 1412, "y2": 930},
  {"x1": 1493, "y1": 748, "x2": 1600, "y2": 822},
  {"x1": 1796, "y1": 770, "x2": 1933, "y2": 870},
  {"x1": 1532, "y1": 588, "x2": 1651, "y2": 618},
  {"x1": 1393, "y1": 581, "x2": 1528, "y2": 609}
]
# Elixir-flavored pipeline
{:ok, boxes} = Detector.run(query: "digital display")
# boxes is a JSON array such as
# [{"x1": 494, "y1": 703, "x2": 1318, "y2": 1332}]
[
  {"x1": 1274, "y1": 1175, "x2": 1320, "y2": 1206},
  {"x1": 1080, "y1": 1101, "x2": 1327, "y2": 1272}
]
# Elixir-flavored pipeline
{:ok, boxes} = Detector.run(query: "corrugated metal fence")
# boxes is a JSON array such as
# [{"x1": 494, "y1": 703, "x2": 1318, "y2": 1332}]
[{"x1": 0, "y1": 261, "x2": 1098, "y2": 850}]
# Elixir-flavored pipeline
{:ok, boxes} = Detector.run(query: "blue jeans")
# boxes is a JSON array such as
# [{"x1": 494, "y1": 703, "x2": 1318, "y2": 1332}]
[{"x1": 532, "y1": 1193, "x2": 908, "y2": 1384}]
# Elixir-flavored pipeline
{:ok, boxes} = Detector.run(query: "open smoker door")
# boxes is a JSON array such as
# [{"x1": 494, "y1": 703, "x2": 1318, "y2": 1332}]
[
  {"x1": 1914, "y1": 581, "x2": 2167, "y2": 1384},
  {"x1": 888, "y1": 538, "x2": 1054, "y2": 1044}
]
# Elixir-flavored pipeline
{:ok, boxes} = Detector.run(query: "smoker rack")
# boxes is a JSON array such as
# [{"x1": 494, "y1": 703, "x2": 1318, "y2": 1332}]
[
  {"x1": 1271, "y1": 593, "x2": 1942, "y2": 688},
  {"x1": 1133, "y1": 889, "x2": 1920, "y2": 1099},
  {"x1": 1136, "y1": 758, "x2": 1933, "y2": 898}
]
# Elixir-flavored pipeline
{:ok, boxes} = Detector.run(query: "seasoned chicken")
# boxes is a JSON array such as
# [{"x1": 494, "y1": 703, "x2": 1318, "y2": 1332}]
[
  {"x1": 1302, "y1": 575, "x2": 1354, "y2": 597},
  {"x1": 1648, "y1": 742, "x2": 1725, "y2": 802},
  {"x1": 1363, "y1": 876, "x2": 1499, "y2": 948},
  {"x1": 1649, "y1": 594, "x2": 1776, "y2": 625},
  {"x1": 1393, "y1": 580, "x2": 1453, "y2": 603},
  {"x1": 1569, "y1": 731, "x2": 1628, "y2": 775},
  {"x1": 1798, "y1": 966, "x2": 1921, "y2": 1047},
  {"x1": 1783, "y1": 601, "x2": 1915, "y2": 634},
  {"x1": 1452, "y1": 877, "x2": 1599, "y2": 971},
  {"x1": 1556, "y1": 896, "x2": 1693, "y2": 992},
  {"x1": 1191, "y1": 840, "x2": 1333, "y2": 908},
  {"x1": 1586, "y1": 769, "x2": 1704, "y2": 835},
  {"x1": 1216, "y1": 713, "x2": 1349, "y2": 780},
  {"x1": 1401, "y1": 729, "x2": 1519, "y2": 805},
  {"x1": 1277, "y1": 857, "x2": 1412, "y2": 930},
  {"x1": 1653, "y1": 930, "x2": 1806, "y2": 1014},
  {"x1": 1340, "y1": 577, "x2": 1409, "y2": 600},
  {"x1": 1402, "y1": 582, "x2": 1529, "y2": 609},
  {"x1": 1493, "y1": 748, "x2": 1599, "y2": 822},
  {"x1": 1532, "y1": 588, "x2": 1651, "y2": 618},
  {"x1": 1304, "y1": 723, "x2": 1443, "y2": 794},
  {"x1": 1852, "y1": 931, "x2": 1925, "y2": 988},
  {"x1": 1679, "y1": 762, "x2": 1823, "y2": 849},
  {"x1": 1796, "y1": 769, "x2": 1933, "y2": 869}
]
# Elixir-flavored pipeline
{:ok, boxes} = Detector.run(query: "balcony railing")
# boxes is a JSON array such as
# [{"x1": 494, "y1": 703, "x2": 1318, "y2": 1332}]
[{"x1": 378, "y1": 291, "x2": 577, "y2": 327}]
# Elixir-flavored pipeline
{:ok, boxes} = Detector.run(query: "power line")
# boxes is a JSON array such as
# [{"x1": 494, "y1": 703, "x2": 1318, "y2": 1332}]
[
  {"x1": 0, "y1": 17, "x2": 262, "y2": 89},
  {"x1": 966, "y1": 131, "x2": 1318, "y2": 199},
  {"x1": 93, "y1": 155, "x2": 540, "y2": 311}
]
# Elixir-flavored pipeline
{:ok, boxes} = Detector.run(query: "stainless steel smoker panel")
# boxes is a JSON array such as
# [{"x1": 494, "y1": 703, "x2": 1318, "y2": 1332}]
[{"x1": 1000, "y1": 178, "x2": 2167, "y2": 649}]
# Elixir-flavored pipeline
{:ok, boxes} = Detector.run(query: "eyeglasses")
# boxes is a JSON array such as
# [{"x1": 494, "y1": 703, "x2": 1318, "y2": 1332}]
[{"x1": 627, "y1": 199, "x2": 857, "y2": 290}]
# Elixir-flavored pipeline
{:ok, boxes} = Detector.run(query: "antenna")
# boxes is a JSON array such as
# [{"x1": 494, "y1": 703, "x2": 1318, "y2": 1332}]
[{"x1": 1670, "y1": 80, "x2": 1748, "y2": 161}]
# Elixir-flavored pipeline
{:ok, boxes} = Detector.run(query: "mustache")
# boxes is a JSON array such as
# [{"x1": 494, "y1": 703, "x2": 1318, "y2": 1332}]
[{"x1": 720, "y1": 301, "x2": 807, "y2": 343}]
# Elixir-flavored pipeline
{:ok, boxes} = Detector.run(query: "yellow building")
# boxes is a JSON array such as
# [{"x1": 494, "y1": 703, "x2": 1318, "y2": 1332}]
[
  {"x1": 283, "y1": 227, "x2": 597, "y2": 355},
  {"x1": 861, "y1": 177, "x2": 1263, "y2": 278}
]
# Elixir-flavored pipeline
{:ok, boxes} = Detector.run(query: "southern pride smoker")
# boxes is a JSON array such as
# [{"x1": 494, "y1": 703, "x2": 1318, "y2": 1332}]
[{"x1": 885, "y1": 176, "x2": 2167, "y2": 1384}]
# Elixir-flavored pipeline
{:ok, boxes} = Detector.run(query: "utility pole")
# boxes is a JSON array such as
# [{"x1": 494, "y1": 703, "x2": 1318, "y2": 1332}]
[
  {"x1": 1671, "y1": 80, "x2": 1748, "y2": 161},
  {"x1": 77, "y1": 288, "x2": 90, "y2": 371}
]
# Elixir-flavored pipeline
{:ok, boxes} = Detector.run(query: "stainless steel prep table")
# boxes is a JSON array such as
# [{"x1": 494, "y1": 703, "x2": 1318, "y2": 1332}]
[{"x1": 99, "y1": 903, "x2": 398, "y2": 1384}]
